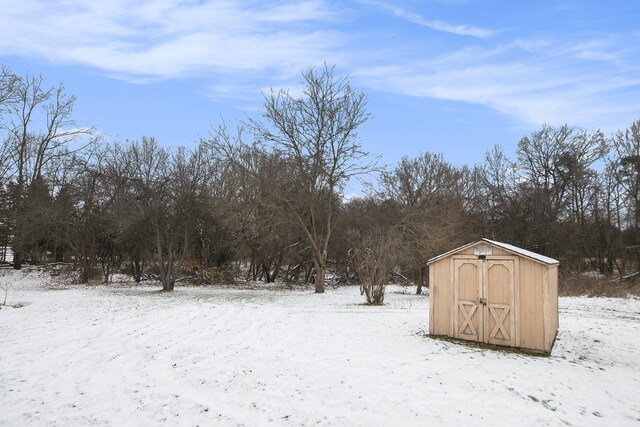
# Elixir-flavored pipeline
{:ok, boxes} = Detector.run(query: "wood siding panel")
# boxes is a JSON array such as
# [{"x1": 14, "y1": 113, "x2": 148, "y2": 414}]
[
  {"x1": 518, "y1": 259, "x2": 544, "y2": 350},
  {"x1": 440, "y1": 258, "x2": 451, "y2": 336},
  {"x1": 533, "y1": 263, "x2": 545, "y2": 350},
  {"x1": 518, "y1": 260, "x2": 545, "y2": 351},
  {"x1": 429, "y1": 258, "x2": 451, "y2": 336},
  {"x1": 429, "y1": 264, "x2": 435, "y2": 335},
  {"x1": 518, "y1": 259, "x2": 532, "y2": 348},
  {"x1": 543, "y1": 266, "x2": 550, "y2": 351},
  {"x1": 548, "y1": 265, "x2": 559, "y2": 349}
]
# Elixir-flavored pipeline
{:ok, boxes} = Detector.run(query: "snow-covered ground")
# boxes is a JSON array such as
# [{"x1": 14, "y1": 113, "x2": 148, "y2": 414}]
[{"x1": 1, "y1": 271, "x2": 639, "y2": 426}]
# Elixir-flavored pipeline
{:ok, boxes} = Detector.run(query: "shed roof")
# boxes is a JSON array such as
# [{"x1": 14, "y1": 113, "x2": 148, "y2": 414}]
[{"x1": 427, "y1": 238, "x2": 559, "y2": 266}]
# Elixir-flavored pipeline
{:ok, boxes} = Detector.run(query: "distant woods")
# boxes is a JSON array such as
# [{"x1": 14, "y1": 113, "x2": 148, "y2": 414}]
[{"x1": 1, "y1": 64, "x2": 639, "y2": 293}]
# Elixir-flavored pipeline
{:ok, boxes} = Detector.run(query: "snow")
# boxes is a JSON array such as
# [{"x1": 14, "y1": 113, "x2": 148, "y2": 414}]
[
  {"x1": 482, "y1": 238, "x2": 559, "y2": 265},
  {"x1": 1, "y1": 272, "x2": 639, "y2": 426}
]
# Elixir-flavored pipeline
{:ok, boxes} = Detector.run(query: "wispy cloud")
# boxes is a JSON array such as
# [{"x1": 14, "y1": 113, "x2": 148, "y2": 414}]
[
  {"x1": 1, "y1": 0, "x2": 638, "y2": 134},
  {"x1": 358, "y1": 0, "x2": 494, "y2": 38},
  {"x1": 354, "y1": 37, "x2": 640, "y2": 131},
  {"x1": 0, "y1": 0, "x2": 342, "y2": 81}
]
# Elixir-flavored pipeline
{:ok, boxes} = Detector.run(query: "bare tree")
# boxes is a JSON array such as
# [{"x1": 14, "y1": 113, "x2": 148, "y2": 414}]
[
  {"x1": 0, "y1": 66, "x2": 17, "y2": 106},
  {"x1": 219, "y1": 144, "x2": 301, "y2": 282},
  {"x1": 212, "y1": 65, "x2": 374, "y2": 293},
  {"x1": 254, "y1": 65, "x2": 374, "y2": 293},
  {"x1": 124, "y1": 137, "x2": 183, "y2": 291},
  {"x1": 378, "y1": 152, "x2": 469, "y2": 294},
  {"x1": 591, "y1": 162, "x2": 625, "y2": 275},
  {"x1": 480, "y1": 145, "x2": 532, "y2": 245},
  {"x1": 0, "y1": 66, "x2": 18, "y2": 179},
  {"x1": 3, "y1": 73, "x2": 93, "y2": 268},
  {"x1": 611, "y1": 120, "x2": 640, "y2": 273}
]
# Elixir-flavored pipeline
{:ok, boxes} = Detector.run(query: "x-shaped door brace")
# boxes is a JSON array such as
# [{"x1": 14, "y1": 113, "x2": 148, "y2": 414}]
[
  {"x1": 489, "y1": 306, "x2": 510, "y2": 340},
  {"x1": 458, "y1": 302, "x2": 477, "y2": 337}
]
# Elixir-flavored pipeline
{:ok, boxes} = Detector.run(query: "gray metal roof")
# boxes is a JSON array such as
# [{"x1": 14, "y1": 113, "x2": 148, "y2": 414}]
[{"x1": 427, "y1": 238, "x2": 559, "y2": 265}]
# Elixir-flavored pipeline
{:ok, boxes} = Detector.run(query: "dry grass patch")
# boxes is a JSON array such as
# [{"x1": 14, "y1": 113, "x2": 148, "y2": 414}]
[{"x1": 559, "y1": 274, "x2": 640, "y2": 297}]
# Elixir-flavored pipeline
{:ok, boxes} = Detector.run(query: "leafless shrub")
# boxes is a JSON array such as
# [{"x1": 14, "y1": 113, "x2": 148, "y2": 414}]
[
  {"x1": 352, "y1": 230, "x2": 398, "y2": 305},
  {"x1": 0, "y1": 270, "x2": 11, "y2": 305}
]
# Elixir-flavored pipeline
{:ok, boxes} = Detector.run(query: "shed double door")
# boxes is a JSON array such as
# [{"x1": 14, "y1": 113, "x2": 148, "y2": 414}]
[{"x1": 453, "y1": 257, "x2": 517, "y2": 347}]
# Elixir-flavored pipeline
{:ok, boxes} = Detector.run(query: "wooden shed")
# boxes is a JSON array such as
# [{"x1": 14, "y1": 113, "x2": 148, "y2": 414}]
[{"x1": 428, "y1": 238, "x2": 559, "y2": 353}]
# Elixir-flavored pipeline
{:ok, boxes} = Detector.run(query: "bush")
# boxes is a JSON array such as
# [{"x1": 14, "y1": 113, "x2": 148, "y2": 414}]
[{"x1": 351, "y1": 230, "x2": 398, "y2": 305}]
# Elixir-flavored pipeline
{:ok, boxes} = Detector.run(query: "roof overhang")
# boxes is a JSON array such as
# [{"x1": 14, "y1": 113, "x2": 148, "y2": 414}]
[{"x1": 427, "y1": 238, "x2": 559, "y2": 266}]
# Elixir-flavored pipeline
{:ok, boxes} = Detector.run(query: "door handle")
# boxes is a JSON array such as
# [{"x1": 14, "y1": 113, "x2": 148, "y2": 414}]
[{"x1": 479, "y1": 297, "x2": 486, "y2": 306}]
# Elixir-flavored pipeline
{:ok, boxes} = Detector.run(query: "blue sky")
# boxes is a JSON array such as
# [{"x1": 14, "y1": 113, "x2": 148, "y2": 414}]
[{"x1": 1, "y1": 0, "x2": 639, "y2": 174}]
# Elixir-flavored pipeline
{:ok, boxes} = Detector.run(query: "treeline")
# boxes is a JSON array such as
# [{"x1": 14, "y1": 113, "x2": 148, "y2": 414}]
[{"x1": 1, "y1": 64, "x2": 639, "y2": 293}]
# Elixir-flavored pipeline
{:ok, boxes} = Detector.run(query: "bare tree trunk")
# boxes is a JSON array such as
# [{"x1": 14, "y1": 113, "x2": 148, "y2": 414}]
[
  {"x1": 314, "y1": 258, "x2": 325, "y2": 293},
  {"x1": 12, "y1": 250, "x2": 22, "y2": 270},
  {"x1": 271, "y1": 251, "x2": 285, "y2": 282},
  {"x1": 416, "y1": 266, "x2": 425, "y2": 295},
  {"x1": 132, "y1": 257, "x2": 144, "y2": 283},
  {"x1": 305, "y1": 264, "x2": 313, "y2": 284},
  {"x1": 160, "y1": 254, "x2": 175, "y2": 292},
  {"x1": 156, "y1": 227, "x2": 175, "y2": 292}
]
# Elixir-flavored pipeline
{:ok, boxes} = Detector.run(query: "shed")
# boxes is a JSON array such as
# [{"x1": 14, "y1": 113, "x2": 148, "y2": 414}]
[{"x1": 427, "y1": 238, "x2": 559, "y2": 353}]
